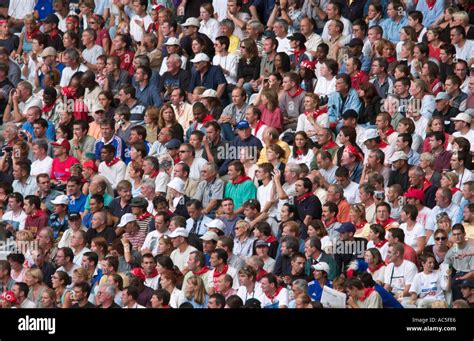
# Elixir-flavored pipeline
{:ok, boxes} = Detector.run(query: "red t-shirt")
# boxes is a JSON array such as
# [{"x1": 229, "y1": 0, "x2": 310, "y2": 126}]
[
  {"x1": 259, "y1": 104, "x2": 284, "y2": 132},
  {"x1": 114, "y1": 50, "x2": 135, "y2": 76},
  {"x1": 51, "y1": 156, "x2": 80, "y2": 182}
]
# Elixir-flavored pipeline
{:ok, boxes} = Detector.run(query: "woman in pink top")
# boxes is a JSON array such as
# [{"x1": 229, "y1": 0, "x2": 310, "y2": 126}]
[{"x1": 255, "y1": 88, "x2": 284, "y2": 133}]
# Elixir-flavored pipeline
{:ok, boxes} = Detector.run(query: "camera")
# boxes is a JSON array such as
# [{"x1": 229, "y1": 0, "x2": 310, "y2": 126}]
[{"x1": 374, "y1": 191, "x2": 385, "y2": 200}]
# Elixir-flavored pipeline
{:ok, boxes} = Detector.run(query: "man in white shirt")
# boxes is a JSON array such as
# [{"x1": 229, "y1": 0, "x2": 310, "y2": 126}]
[
  {"x1": 141, "y1": 212, "x2": 170, "y2": 256},
  {"x1": 60, "y1": 48, "x2": 88, "y2": 87},
  {"x1": 448, "y1": 113, "x2": 474, "y2": 152},
  {"x1": 31, "y1": 140, "x2": 53, "y2": 177},
  {"x1": 451, "y1": 26, "x2": 474, "y2": 63},
  {"x1": 129, "y1": 0, "x2": 152, "y2": 44},
  {"x1": 384, "y1": 242, "x2": 418, "y2": 299},
  {"x1": 97, "y1": 144, "x2": 126, "y2": 190},
  {"x1": 321, "y1": 2, "x2": 352, "y2": 43},
  {"x1": 81, "y1": 29, "x2": 104, "y2": 71},
  {"x1": 259, "y1": 273, "x2": 289, "y2": 308},
  {"x1": 169, "y1": 228, "x2": 198, "y2": 272},
  {"x1": 273, "y1": 19, "x2": 291, "y2": 55},
  {"x1": 12, "y1": 161, "x2": 37, "y2": 197},
  {"x1": 335, "y1": 167, "x2": 359, "y2": 204}
]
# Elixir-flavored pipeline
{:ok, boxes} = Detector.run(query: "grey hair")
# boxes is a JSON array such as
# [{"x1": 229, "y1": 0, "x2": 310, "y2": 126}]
[
  {"x1": 141, "y1": 178, "x2": 156, "y2": 191},
  {"x1": 274, "y1": 18, "x2": 289, "y2": 32},
  {"x1": 329, "y1": 184, "x2": 344, "y2": 196},
  {"x1": 18, "y1": 81, "x2": 33, "y2": 95},
  {"x1": 220, "y1": 18, "x2": 235, "y2": 31},
  {"x1": 248, "y1": 255, "x2": 264, "y2": 269},
  {"x1": 420, "y1": 152, "x2": 435, "y2": 166},
  {"x1": 4, "y1": 122, "x2": 18, "y2": 134},
  {"x1": 247, "y1": 19, "x2": 264, "y2": 33},
  {"x1": 168, "y1": 53, "x2": 182, "y2": 67},
  {"x1": 64, "y1": 48, "x2": 80, "y2": 62},
  {"x1": 292, "y1": 279, "x2": 308, "y2": 292},
  {"x1": 32, "y1": 139, "x2": 49, "y2": 152},
  {"x1": 135, "y1": 54, "x2": 150, "y2": 67},
  {"x1": 99, "y1": 284, "x2": 116, "y2": 298},
  {"x1": 286, "y1": 163, "x2": 302, "y2": 176},
  {"x1": 92, "y1": 175, "x2": 114, "y2": 197},
  {"x1": 411, "y1": 166, "x2": 425, "y2": 177},
  {"x1": 204, "y1": 162, "x2": 218, "y2": 174}
]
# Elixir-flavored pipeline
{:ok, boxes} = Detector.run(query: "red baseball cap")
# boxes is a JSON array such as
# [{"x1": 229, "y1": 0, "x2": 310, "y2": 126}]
[
  {"x1": 51, "y1": 138, "x2": 70, "y2": 153},
  {"x1": 83, "y1": 160, "x2": 98, "y2": 172},
  {"x1": 404, "y1": 188, "x2": 424, "y2": 202}
]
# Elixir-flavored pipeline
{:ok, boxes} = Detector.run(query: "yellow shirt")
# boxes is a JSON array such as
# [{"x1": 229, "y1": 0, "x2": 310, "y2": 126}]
[
  {"x1": 257, "y1": 140, "x2": 291, "y2": 164},
  {"x1": 463, "y1": 222, "x2": 474, "y2": 240},
  {"x1": 229, "y1": 35, "x2": 240, "y2": 55}
]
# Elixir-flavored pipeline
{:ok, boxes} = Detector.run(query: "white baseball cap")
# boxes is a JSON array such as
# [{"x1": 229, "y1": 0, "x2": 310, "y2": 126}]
[
  {"x1": 51, "y1": 195, "x2": 69, "y2": 206},
  {"x1": 168, "y1": 227, "x2": 189, "y2": 238},
  {"x1": 361, "y1": 129, "x2": 379, "y2": 144},
  {"x1": 167, "y1": 177, "x2": 185, "y2": 194},
  {"x1": 190, "y1": 53, "x2": 210, "y2": 63},
  {"x1": 389, "y1": 151, "x2": 408, "y2": 163},
  {"x1": 165, "y1": 37, "x2": 180, "y2": 46},
  {"x1": 181, "y1": 17, "x2": 200, "y2": 27},
  {"x1": 201, "y1": 89, "x2": 217, "y2": 98},
  {"x1": 312, "y1": 262, "x2": 330, "y2": 273},
  {"x1": 206, "y1": 219, "x2": 225, "y2": 232},
  {"x1": 117, "y1": 213, "x2": 136, "y2": 228},
  {"x1": 450, "y1": 112, "x2": 471, "y2": 123},
  {"x1": 200, "y1": 231, "x2": 219, "y2": 241}
]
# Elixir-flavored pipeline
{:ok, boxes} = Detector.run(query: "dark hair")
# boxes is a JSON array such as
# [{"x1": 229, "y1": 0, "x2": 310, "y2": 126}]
[
  {"x1": 388, "y1": 227, "x2": 405, "y2": 243},
  {"x1": 209, "y1": 293, "x2": 225, "y2": 308},
  {"x1": 212, "y1": 248, "x2": 228, "y2": 263},
  {"x1": 152, "y1": 289, "x2": 171, "y2": 305},
  {"x1": 225, "y1": 295, "x2": 243, "y2": 308}
]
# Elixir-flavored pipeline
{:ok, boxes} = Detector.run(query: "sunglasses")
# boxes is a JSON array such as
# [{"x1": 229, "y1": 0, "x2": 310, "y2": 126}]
[{"x1": 435, "y1": 237, "x2": 447, "y2": 241}]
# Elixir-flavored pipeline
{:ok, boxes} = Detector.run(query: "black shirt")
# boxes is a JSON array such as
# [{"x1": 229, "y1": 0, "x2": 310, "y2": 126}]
[
  {"x1": 388, "y1": 168, "x2": 410, "y2": 192},
  {"x1": 296, "y1": 195, "x2": 322, "y2": 222},
  {"x1": 86, "y1": 226, "x2": 117, "y2": 245},
  {"x1": 158, "y1": 69, "x2": 191, "y2": 102},
  {"x1": 71, "y1": 302, "x2": 96, "y2": 308},
  {"x1": 237, "y1": 56, "x2": 261, "y2": 83},
  {"x1": 432, "y1": 107, "x2": 459, "y2": 134},
  {"x1": 0, "y1": 35, "x2": 19, "y2": 54},
  {"x1": 109, "y1": 197, "x2": 132, "y2": 220}
]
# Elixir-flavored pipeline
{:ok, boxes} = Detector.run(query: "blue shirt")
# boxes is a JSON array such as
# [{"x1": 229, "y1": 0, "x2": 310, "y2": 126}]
[
  {"x1": 327, "y1": 88, "x2": 362, "y2": 124},
  {"x1": 250, "y1": 0, "x2": 276, "y2": 23},
  {"x1": 94, "y1": 135, "x2": 126, "y2": 160},
  {"x1": 188, "y1": 65, "x2": 228, "y2": 102},
  {"x1": 68, "y1": 193, "x2": 87, "y2": 213},
  {"x1": 416, "y1": 0, "x2": 444, "y2": 28},
  {"x1": 381, "y1": 16, "x2": 408, "y2": 43},
  {"x1": 34, "y1": 0, "x2": 54, "y2": 20},
  {"x1": 22, "y1": 121, "x2": 56, "y2": 141},
  {"x1": 308, "y1": 280, "x2": 332, "y2": 302},
  {"x1": 134, "y1": 82, "x2": 163, "y2": 108},
  {"x1": 374, "y1": 283, "x2": 403, "y2": 308}
]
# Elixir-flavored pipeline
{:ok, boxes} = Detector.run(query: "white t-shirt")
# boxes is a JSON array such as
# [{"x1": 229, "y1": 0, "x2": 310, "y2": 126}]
[
  {"x1": 130, "y1": 14, "x2": 153, "y2": 43},
  {"x1": 60, "y1": 64, "x2": 88, "y2": 87},
  {"x1": 213, "y1": 53, "x2": 239, "y2": 85},
  {"x1": 384, "y1": 260, "x2": 418, "y2": 294},
  {"x1": 189, "y1": 157, "x2": 207, "y2": 181},
  {"x1": 416, "y1": 206, "x2": 432, "y2": 227},
  {"x1": 276, "y1": 37, "x2": 292, "y2": 55},
  {"x1": 31, "y1": 156, "x2": 53, "y2": 177},
  {"x1": 288, "y1": 148, "x2": 314, "y2": 170},
  {"x1": 1, "y1": 210, "x2": 27, "y2": 231},
  {"x1": 449, "y1": 129, "x2": 474, "y2": 152},
  {"x1": 259, "y1": 287, "x2": 289, "y2": 308},
  {"x1": 409, "y1": 270, "x2": 446, "y2": 300},
  {"x1": 454, "y1": 39, "x2": 474, "y2": 63},
  {"x1": 237, "y1": 283, "x2": 265, "y2": 305},
  {"x1": 344, "y1": 181, "x2": 360, "y2": 204},
  {"x1": 322, "y1": 16, "x2": 352, "y2": 42},
  {"x1": 170, "y1": 245, "x2": 198, "y2": 272},
  {"x1": 8, "y1": 0, "x2": 35, "y2": 19},
  {"x1": 399, "y1": 223, "x2": 426, "y2": 250},
  {"x1": 83, "y1": 45, "x2": 105, "y2": 65},
  {"x1": 141, "y1": 230, "x2": 169, "y2": 256},
  {"x1": 257, "y1": 181, "x2": 278, "y2": 218},
  {"x1": 207, "y1": 266, "x2": 239, "y2": 291},
  {"x1": 314, "y1": 76, "x2": 336, "y2": 96},
  {"x1": 367, "y1": 240, "x2": 389, "y2": 260}
]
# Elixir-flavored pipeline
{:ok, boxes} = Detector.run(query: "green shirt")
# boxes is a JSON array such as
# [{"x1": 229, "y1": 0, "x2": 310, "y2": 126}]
[{"x1": 224, "y1": 180, "x2": 257, "y2": 209}]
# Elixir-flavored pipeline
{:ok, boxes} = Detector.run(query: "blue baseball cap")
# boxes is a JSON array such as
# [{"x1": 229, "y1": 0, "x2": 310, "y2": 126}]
[
  {"x1": 336, "y1": 222, "x2": 356, "y2": 234},
  {"x1": 235, "y1": 120, "x2": 250, "y2": 129}
]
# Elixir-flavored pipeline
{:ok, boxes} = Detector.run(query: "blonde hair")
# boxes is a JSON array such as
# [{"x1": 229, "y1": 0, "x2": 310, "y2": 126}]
[
  {"x1": 452, "y1": 11, "x2": 469, "y2": 25},
  {"x1": 26, "y1": 268, "x2": 44, "y2": 284},
  {"x1": 185, "y1": 275, "x2": 207, "y2": 305},
  {"x1": 73, "y1": 268, "x2": 90, "y2": 283}
]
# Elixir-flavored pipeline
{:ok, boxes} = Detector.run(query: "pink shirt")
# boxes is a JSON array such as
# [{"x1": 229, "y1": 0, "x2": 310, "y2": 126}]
[
  {"x1": 51, "y1": 156, "x2": 79, "y2": 181},
  {"x1": 259, "y1": 105, "x2": 284, "y2": 132}
]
